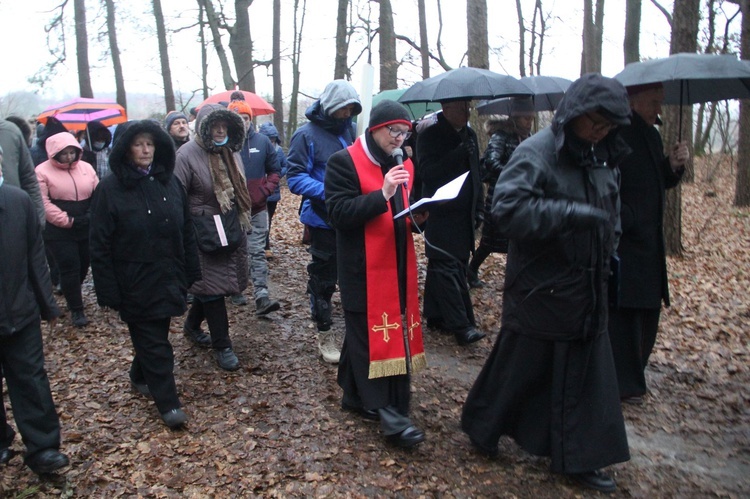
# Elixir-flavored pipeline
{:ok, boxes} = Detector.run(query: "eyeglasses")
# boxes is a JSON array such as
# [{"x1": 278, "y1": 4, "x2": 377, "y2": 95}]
[
  {"x1": 386, "y1": 125, "x2": 412, "y2": 140},
  {"x1": 584, "y1": 113, "x2": 617, "y2": 133}
]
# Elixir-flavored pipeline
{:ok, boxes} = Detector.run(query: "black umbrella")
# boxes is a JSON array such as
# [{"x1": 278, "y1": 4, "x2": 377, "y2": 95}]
[
  {"x1": 614, "y1": 52, "x2": 750, "y2": 138},
  {"x1": 477, "y1": 75, "x2": 572, "y2": 115},
  {"x1": 398, "y1": 67, "x2": 532, "y2": 103}
]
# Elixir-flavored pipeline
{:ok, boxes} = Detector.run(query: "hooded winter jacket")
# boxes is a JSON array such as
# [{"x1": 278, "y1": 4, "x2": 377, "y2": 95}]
[
  {"x1": 258, "y1": 122, "x2": 289, "y2": 203},
  {"x1": 237, "y1": 123, "x2": 281, "y2": 214},
  {"x1": 287, "y1": 80, "x2": 361, "y2": 229},
  {"x1": 81, "y1": 120, "x2": 112, "y2": 177},
  {"x1": 493, "y1": 73, "x2": 631, "y2": 341},
  {"x1": 89, "y1": 120, "x2": 200, "y2": 323},
  {"x1": 36, "y1": 131, "x2": 99, "y2": 241},
  {"x1": 174, "y1": 105, "x2": 249, "y2": 297}
]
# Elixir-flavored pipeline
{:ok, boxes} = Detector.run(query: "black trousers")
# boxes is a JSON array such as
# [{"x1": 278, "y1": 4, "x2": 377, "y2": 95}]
[
  {"x1": 423, "y1": 257, "x2": 476, "y2": 332},
  {"x1": 186, "y1": 296, "x2": 232, "y2": 350},
  {"x1": 265, "y1": 200, "x2": 278, "y2": 250},
  {"x1": 0, "y1": 368, "x2": 16, "y2": 448},
  {"x1": 128, "y1": 317, "x2": 181, "y2": 414},
  {"x1": 307, "y1": 227, "x2": 337, "y2": 328},
  {"x1": 608, "y1": 307, "x2": 661, "y2": 398},
  {"x1": 45, "y1": 238, "x2": 89, "y2": 311},
  {"x1": 0, "y1": 319, "x2": 61, "y2": 458}
]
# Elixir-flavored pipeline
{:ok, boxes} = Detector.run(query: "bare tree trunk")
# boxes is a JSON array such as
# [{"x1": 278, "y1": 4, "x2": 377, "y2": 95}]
[
  {"x1": 581, "y1": 0, "x2": 605, "y2": 74},
  {"x1": 74, "y1": 0, "x2": 93, "y2": 97},
  {"x1": 152, "y1": 0, "x2": 175, "y2": 112},
  {"x1": 198, "y1": 0, "x2": 236, "y2": 90},
  {"x1": 532, "y1": 0, "x2": 548, "y2": 75},
  {"x1": 230, "y1": 0, "x2": 256, "y2": 92},
  {"x1": 379, "y1": 0, "x2": 398, "y2": 91},
  {"x1": 467, "y1": 0, "x2": 489, "y2": 69},
  {"x1": 516, "y1": 0, "x2": 526, "y2": 77},
  {"x1": 661, "y1": 0, "x2": 700, "y2": 255},
  {"x1": 103, "y1": 0, "x2": 126, "y2": 109},
  {"x1": 287, "y1": 0, "x2": 307, "y2": 141},
  {"x1": 624, "y1": 0, "x2": 642, "y2": 64},
  {"x1": 417, "y1": 0, "x2": 430, "y2": 79},
  {"x1": 199, "y1": 4, "x2": 209, "y2": 99},
  {"x1": 272, "y1": 0, "x2": 284, "y2": 144},
  {"x1": 736, "y1": 0, "x2": 750, "y2": 206},
  {"x1": 334, "y1": 0, "x2": 348, "y2": 80}
]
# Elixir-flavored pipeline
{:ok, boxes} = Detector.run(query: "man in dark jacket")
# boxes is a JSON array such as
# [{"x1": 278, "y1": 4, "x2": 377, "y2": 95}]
[
  {"x1": 462, "y1": 74, "x2": 632, "y2": 493},
  {"x1": 81, "y1": 120, "x2": 112, "y2": 179},
  {"x1": 0, "y1": 160, "x2": 69, "y2": 474},
  {"x1": 0, "y1": 118, "x2": 45, "y2": 224},
  {"x1": 416, "y1": 100, "x2": 486, "y2": 346},
  {"x1": 227, "y1": 99, "x2": 282, "y2": 315},
  {"x1": 608, "y1": 83, "x2": 688, "y2": 403},
  {"x1": 287, "y1": 80, "x2": 362, "y2": 364},
  {"x1": 165, "y1": 111, "x2": 191, "y2": 150}
]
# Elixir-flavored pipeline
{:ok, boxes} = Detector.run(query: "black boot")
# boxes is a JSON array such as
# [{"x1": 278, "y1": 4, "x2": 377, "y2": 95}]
[
  {"x1": 184, "y1": 301, "x2": 211, "y2": 348},
  {"x1": 467, "y1": 268, "x2": 485, "y2": 289}
]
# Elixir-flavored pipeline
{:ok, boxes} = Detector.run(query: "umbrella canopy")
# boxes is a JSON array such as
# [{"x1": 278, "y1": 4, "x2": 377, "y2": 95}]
[
  {"x1": 372, "y1": 89, "x2": 442, "y2": 120},
  {"x1": 477, "y1": 75, "x2": 572, "y2": 115},
  {"x1": 197, "y1": 90, "x2": 275, "y2": 116},
  {"x1": 614, "y1": 52, "x2": 750, "y2": 105},
  {"x1": 37, "y1": 97, "x2": 127, "y2": 132},
  {"x1": 398, "y1": 67, "x2": 532, "y2": 104}
]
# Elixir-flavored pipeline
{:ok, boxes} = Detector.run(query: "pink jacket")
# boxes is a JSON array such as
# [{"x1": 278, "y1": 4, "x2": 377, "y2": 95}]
[{"x1": 36, "y1": 132, "x2": 99, "y2": 228}]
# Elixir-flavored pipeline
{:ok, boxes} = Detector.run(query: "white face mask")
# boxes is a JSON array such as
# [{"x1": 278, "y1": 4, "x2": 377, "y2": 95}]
[{"x1": 93, "y1": 141, "x2": 107, "y2": 150}]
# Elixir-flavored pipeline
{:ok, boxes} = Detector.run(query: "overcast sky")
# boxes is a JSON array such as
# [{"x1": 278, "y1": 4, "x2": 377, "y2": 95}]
[{"x1": 0, "y1": 0, "x2": 678, "y2": 115}]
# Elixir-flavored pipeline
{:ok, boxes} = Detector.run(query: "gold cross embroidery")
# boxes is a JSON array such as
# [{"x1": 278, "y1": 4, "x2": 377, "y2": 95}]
[
  {"x1": 372, "y1": 312, "x2": 400, "y2": 343},
  {"x1": 407, "y1": 314, "x2": 421, "y2": 341}
]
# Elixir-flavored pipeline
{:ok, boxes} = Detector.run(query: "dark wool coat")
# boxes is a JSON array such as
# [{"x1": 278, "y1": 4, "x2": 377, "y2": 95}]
[
  {"x1": 616, "y1": 111, "x2": 682, "y2": 309},
  {"x1": 174, "y1": 105, "x2": 249, "y2": 297},
  {"x1": 462, "y1": 74, "x2": 632, "y2": 474},
  {"x1": 89, "y1": 120, "x2": 200, "y2": 323},
  {"x1": 0, "y1": 185, "x2": 60, "y2": 336},
  {"x1": 416, "y1": 112, "x2": 483, "y2": 260}
]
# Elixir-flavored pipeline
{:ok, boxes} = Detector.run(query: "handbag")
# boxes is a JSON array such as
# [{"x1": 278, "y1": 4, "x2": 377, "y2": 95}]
[{"x1": 192, "y1": 205, "x2": 244, "y2": 254}]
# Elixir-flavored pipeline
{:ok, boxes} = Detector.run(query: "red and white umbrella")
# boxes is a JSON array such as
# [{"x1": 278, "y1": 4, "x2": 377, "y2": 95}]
[
  {"x1": 37, "y1": 97, "x2": 127, "y2": 131},
  {"x1": 197, "y1": 90, "x2": 275, "y2": 116}
]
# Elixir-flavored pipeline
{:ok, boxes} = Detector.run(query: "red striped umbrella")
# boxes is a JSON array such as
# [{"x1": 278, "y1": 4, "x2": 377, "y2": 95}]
[
  {"x1": 37, "y1": 97, "x2": 127, "y2": 132},
  {"x1": 197, "y1": 90, "x2": 275, "y2": 116}
]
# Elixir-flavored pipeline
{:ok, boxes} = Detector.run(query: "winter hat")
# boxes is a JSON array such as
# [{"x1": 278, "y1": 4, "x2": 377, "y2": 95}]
[
  {"x1": 165, "y1": 111, "x2": 188, "y2": 131},
  {"x1": 626, "y1": 82, "x2": 663, "y2": 97},
  {"x1": 368, "y1": 99, "x2": 412, "y2": 131},
  {"x1": 228, "y1": 100, "x2": 254, "y2": 118},
  {"x1": 258, "y1": 122, "x2": 280, "y2": 143},
  {"x1": 509, "y1": 97, "x2": 535, "y2": 116}
]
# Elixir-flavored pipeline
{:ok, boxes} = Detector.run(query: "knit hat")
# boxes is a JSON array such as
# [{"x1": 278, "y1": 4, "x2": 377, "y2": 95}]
[
  {"x1": 626, "y1": 82, "x2": 663, "y2": 96},
  {"x1": 228, "y1": 100, "x2": 254, "y2": 118},
  {"x1": 509, "y1": 97, "x2": 535, "y2": 116},
  {"x1": 368, "y1": 99, "x2": 412, "y2": 131},
  {"x1": 165, "y1": 111, "x2": 188, "y2": 131}
]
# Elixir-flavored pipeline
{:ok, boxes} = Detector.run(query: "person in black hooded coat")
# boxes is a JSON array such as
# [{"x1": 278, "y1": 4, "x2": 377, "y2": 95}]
[
  {"x1": 461, "y1": 74, "x2": 632, "y2": 493},
  {"x1": 89, "y1": 120, "x2": 200, "y2": 429}
]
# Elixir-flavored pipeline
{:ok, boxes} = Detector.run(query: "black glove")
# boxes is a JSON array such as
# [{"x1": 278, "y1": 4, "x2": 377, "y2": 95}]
[
  {"x1": 461, "y1": 139, "x2": 477, "y2": 159},
  {"x1": 565, "y1": 202, "x2": 609, "y2": 229},
  {"x1": 72, "y1": 213, "x2": 90, "y2": 230}
]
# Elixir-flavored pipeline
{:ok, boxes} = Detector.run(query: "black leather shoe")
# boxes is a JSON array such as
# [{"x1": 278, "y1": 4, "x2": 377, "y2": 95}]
[
  {"x1": 0, "y1": 447, "x2": 15, "y2": 465},
  {"x1": 568, "y1": 469, "x2": 617, "y2": 493},
  {"x1": 215, "y1": 347, "x2": 240, "y2": 371},
  {"x1": 25, "y1": 449, "x2": 69, "y2": 474},
  {"x1": 386, "y1": 425, "x2": 425, "y2": 449},
  {"x1": 455, "y1": 327, "x2": 486, "y2": 346},
  {"x1": 341, "y1": 402, "x2": 380, "y2": 422},
  {"x1": 256, "y1": 296, "x2": 281, "y2": 316},
  {"x1": 184, "y1": 323, "x2": 211, "y2": 348},
  {"x1": 130, "y1": 380, "x2": 151, "y2": 397}
]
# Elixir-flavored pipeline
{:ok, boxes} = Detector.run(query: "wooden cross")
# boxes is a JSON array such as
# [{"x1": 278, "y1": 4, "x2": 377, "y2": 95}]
[
  {"x1": 407, "y1": 314, "x2": 421, "y2": 341},
  {"x1": 372, "y1": 312, "x2": 400, "y2": 343}
]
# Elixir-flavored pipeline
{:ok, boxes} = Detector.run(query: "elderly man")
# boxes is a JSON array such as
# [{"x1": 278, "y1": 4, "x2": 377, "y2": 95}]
[
  {"x1": 287, "y1": 80, "x2": 362, "y2": 364},
  {"x1": 608, "y1": 83, "x2": 688, "y2": 404},
  {"x1": 165, "y1": 111, "x2": 191, "y2": 150},
  {"x1": 0, "y1": 153, "x2": 69, "y2": 474},
  {"x1": 326, "y1": 100, "x2": 428, "y2": 448},
  {"x1": 416, "y1": 100, "x2": 486, "y2": 346}
]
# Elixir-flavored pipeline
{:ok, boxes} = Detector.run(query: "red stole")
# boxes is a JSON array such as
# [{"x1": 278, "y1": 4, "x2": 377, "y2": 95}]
[{"x1": 348, "y1": 138, "x2": 426, "y2": 379}]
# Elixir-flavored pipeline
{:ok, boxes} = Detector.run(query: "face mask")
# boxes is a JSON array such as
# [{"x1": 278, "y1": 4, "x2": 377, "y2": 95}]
[
  {"x1": 213, "y1": 137, "x2": 229, "y2": 146},
  {"x1": 93, "y1": 141, "x2": 106, "y2": 150}
]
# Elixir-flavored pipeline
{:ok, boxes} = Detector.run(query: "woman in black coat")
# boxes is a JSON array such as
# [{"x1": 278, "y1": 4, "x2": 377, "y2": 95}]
[{"x1": 90, "y1": 120, "x2": 200, "y2": 429}]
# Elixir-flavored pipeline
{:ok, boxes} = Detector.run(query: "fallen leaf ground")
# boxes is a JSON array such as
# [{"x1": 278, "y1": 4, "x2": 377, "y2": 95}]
[{"x1": 1, "y1": 156, "x2": 748, "y2": 498}]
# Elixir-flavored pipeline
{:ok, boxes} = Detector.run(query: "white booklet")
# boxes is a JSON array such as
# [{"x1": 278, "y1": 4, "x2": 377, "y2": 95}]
[{"x1": 393, "y1": 171, "x2": 469, "y2": 219}]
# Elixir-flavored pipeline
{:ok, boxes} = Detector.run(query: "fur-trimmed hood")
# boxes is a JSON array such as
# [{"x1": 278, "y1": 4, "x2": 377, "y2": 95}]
[
  {"x1": 108, "y1": 120, "x2": 176, "y2": 188},
  {"x1": 195, "y1": 104, "x2": 246, "y2": 153}
]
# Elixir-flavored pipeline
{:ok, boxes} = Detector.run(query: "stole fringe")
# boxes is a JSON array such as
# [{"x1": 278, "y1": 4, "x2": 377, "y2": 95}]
[{"x1": 368, "y1": 352, "x2": 428, "y2": 380}]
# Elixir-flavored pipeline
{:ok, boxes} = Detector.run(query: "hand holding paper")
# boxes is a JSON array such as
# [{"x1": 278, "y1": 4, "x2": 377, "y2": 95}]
[{"x1": 393, "y1": 171, "x2": 469, "y2": 219}]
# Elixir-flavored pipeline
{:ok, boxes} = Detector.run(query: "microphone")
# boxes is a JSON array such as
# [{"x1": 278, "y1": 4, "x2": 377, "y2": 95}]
[{"x1": 391, "y1": 147, "x2": 404, "y2": 166}]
